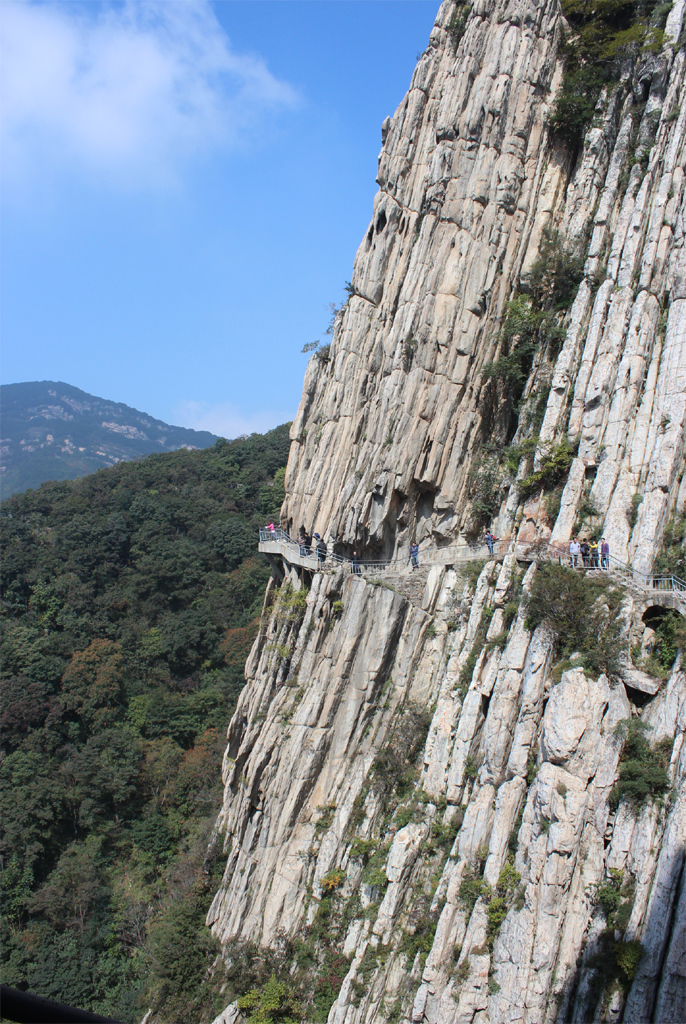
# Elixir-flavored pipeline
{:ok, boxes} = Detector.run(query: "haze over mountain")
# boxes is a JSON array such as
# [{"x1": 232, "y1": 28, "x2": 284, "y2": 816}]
[{"x1": 0, "y1": 381, "x2": 219, "y2": 497}]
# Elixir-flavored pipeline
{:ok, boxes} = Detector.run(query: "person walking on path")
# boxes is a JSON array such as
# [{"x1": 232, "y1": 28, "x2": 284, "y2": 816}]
[
  {"x1": 315, "y1": 534, "x2": 327, "y2": 566},
  {"x1": 589, "y1": 539, "x2": 599, "y2": 568},
  {"x1": 600, "y1": 537, "x2": 610, "y2": 569},
  {"x1": 569, "y1": 537, "x2": 581, "y2": 568},
  {"x1": 484, "y1": 531, "x2": 496, "y2": 556},
  {"x1": 351, "y1": 551, "x2": 361, "y2": 575},
  {"x1": 303, "y1": 531, "x2": 312, "y2": 555},
  {"x1": 580, "y1": 540, "x2": 590, "y2": 568},
  {"x1": 298, "y1": 528, "x2": 307, "y2": 555},
  {"x1": 410, "y1": 542, "x2": 419, "y2": 569}
]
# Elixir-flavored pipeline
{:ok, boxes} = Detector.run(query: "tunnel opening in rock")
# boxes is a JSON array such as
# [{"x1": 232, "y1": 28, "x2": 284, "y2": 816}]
[{"x1": 642, "y1": 605, "x2": 672, "y2": 629}]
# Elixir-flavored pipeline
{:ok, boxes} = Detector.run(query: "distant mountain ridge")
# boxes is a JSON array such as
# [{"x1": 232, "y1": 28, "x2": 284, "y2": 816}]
[{"x1": 0, "y1": 381, "x2": 219, "y2": 497}]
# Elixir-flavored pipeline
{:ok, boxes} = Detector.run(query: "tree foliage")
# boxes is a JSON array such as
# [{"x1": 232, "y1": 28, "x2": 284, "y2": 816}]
[
  {"x1": 654, "y1": 515, "x2": 686, "y2": 576},
  {"x1": 524, "y1": 562, "x2": 625, "y2": 675},
  {"x1": 518, "y1": 436, "x2": 578, "y2": 501},
  {"x1": 237, "y1": 976, "x2": 303, "y2": 1024},
  {"x1": 550, "y1": 1, "x2": 671, "y2": 146},
  {"x1": 610, "y1": 719, "x2": 672, "y2": 810},
  {"x1": 0, "y1": 425, "x2": 290, "y2": 1022}
]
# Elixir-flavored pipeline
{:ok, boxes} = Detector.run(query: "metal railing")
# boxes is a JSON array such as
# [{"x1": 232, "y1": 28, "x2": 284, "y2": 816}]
[
  {"x1": 601, "y1": 553, "x2": 686, "y2": 593},
  {"x1": 258, "y1": 528, "x2": 510, "y2": 573},
  {"x1": 258, "y1": 529, "x2": 686, "y2": 596}
]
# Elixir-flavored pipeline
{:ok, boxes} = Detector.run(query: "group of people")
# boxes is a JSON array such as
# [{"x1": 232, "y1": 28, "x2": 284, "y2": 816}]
[
  {"x1": 293, "y1": 526, "x2": 419, "y2": 574},
  {"x1": 271, "y1": 522, "x2": 612, "y2": 577},
  {"x1": 569, "y1": 536, "x2": 610, "y2": 569},
  {"x1": 298, "y1": 528, "x2": 327, "y2": 564}
]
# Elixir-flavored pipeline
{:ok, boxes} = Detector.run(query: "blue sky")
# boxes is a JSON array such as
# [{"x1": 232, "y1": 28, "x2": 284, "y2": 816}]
[{"x1": 1, "y1": 0, "x2": 439, "y2": 438}]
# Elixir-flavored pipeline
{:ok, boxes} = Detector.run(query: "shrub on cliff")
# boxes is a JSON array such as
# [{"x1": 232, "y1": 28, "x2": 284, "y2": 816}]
[
  {"x1": 641, "y1": 608, "x2": 686, "y2": 676},
  {"x1": 447, "y1": 2, "x2": 471, "y2": 53},
  {"x1": 467, "y1": 455, "x2": 502, "y2": 531},
  {"x1": 524, "y1": 562, "x2": 625, "y2": 675},
  {"x1": 529, "y1": 226, "x2": 586, "y2": 312},
  {"x1": 653, "y1": 515, "x2": 686, "y2": 576},
  {"x1": 518, "y1": 437, "x2": 578, "y2": 502},
  {"x1": 610, "y1": 719, "x2": 672, "y2": 810},
  {"x1": 549, "y1": 1, "x2": 672, "y2": 147},
  {"x1": 371, "y1": 704, "x2": 432, "y2": 800},
  {"x1": 482, "y1": 296, "x2": 556, "y2": 390},
  {"x1": 482, "y1": 228, "x2": 582, "y2": 395},
  {"x1": 237, "y1": 975, "x2": 303, "y2": 1024},
  {"x1": 592, "y1": 868, "x2": 636, "y2": 932}
]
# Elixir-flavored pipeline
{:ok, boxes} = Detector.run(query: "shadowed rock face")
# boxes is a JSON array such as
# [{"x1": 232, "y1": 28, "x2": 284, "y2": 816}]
[{"x1": 208, "y1": 2, "x2": 686, "y2": 1022}]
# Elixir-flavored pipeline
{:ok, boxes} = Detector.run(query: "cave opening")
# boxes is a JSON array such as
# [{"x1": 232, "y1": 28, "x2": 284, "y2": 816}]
[{"x1": 640, "y1": 604, "x2": 686, "y2": 675}]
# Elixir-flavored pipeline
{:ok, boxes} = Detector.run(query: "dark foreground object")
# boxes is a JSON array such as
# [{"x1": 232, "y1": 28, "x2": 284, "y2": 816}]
[{"x1": 0, "y1": 986, "x2": 123, "y2": 1024}]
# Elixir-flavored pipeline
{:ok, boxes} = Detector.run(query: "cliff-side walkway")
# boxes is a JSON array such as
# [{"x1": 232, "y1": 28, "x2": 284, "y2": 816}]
[{"x1": 257, "y1": 529, "x2": 686, "y2": 602}]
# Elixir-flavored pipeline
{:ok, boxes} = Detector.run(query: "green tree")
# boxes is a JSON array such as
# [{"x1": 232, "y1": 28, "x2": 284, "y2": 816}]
[
  {"x1": 141, "y1": 737, "x2": 184, "y2": 808},
  {"x1": 67, "y1": 729, "x2": 141, "y2": 828},
  {"x1": 237, "y1": 975, "x2": 303, "y2": 1024},
  {"x1": 30, "y1": 838, "x2": 104, "y2": 933},
  {"x1": 61, "y1": 639, "x2": 126, "y2": 734}
]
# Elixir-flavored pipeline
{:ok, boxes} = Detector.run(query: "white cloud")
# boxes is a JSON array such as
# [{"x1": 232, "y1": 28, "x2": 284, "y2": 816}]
[
  {"x1": 1, "y1": 0, "x2": 299, "y2": 190},
  {"x1": 173, "y1": 400, "x2": 293, "y2": 439}
]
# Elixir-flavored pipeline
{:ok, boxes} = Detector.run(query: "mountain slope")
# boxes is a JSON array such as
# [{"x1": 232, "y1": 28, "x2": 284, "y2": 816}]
[
  {"x1": 0, "y1": 381, "x2": 219, "y2": 497},
  {"x1": 0, "y1": 425, "x2": 291, "y2": 1023}
]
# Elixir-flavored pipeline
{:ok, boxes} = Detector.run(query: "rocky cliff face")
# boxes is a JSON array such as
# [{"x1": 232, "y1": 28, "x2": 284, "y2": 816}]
[
  {"x1": 283, "y1": 0, "x2": 686, "y2": 576},
  {"x1": 207, "y1": 2, "x2": 686, "y2": 1022}
]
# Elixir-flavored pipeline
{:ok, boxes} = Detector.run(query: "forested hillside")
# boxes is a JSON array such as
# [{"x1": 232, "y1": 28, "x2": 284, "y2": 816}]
[{"x1": 0, "y1": 424, "x2": 290, "y2": 1023}]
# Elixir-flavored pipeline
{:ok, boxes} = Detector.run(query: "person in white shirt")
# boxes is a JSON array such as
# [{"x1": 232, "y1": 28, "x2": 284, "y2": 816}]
[{"x1": 569, "y1": 537, "x2": 581, "y2": 567}]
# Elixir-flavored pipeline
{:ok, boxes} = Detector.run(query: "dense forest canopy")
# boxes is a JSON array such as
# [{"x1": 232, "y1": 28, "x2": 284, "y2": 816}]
[{"x1": 0, "y1": 424, "x2": 290, "y2": 1022}]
